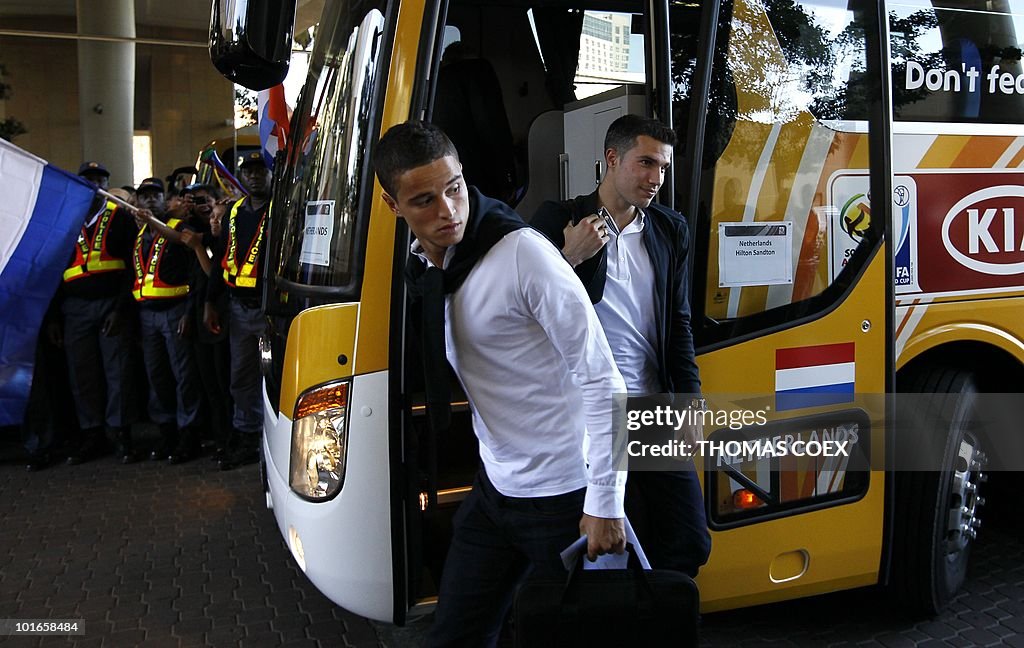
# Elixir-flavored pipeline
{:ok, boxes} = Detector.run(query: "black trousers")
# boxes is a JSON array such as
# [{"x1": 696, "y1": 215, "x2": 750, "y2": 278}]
[
  {"x1": 22, "y1": 329, "x2": 78, "y2": 455},
  {"x1": 624, "y1": 466, "x2": 711, "y2": 577},
  {"x1": 425, "y1": 470, "x2": 585, "y2": 648}
]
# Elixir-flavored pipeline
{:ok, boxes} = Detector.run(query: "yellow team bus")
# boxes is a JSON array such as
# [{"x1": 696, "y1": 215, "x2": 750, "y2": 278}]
[{"x1": 209, "y1": 0, "x2": 1021, "y2": 624}]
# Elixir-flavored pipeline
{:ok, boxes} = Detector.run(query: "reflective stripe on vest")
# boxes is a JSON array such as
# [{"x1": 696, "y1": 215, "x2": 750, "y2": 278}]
[
  {"x1": 221, "y1": 198, "x2": 266, "y2": 288},
  {"x1": 63, "y1": 201, "x2": 127, "y2": 282},
  {"x1": 132, "y1": 217, "x2": 190, "y2": 301}
]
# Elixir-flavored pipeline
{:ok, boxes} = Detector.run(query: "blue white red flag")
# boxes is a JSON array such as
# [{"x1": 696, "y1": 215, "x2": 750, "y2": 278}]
[
  {"x1": 257, "y1": 83, "x2": 292, "y2": 169},
  {"x1": 775, "y1": 342, "x2": 856, "y2": 411},
  {"x1": 0, "y1": 139, "x2": 95, "y2": 426}
]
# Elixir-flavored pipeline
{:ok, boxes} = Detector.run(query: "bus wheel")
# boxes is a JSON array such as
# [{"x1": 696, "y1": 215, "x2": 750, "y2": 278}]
[{"x1": 891, "y1": 367, "x2": 987, "y2": 616}]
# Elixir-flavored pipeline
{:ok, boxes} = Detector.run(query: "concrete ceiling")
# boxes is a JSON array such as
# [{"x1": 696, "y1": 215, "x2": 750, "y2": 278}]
[{"x1": 0, "y1": 0, "x2": 324, "y2": 32}]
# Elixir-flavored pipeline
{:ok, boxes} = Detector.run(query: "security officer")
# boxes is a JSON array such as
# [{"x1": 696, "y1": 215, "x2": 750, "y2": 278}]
[
  {"x1": 133, "y1": 177, "x2": 203, "y2": 463},
  {"x1": 204, "y1": 151, "x2": 271, "y2": 470},
  {"x1": 61, "y1": 162, "x2": 140, "y2": 464}
]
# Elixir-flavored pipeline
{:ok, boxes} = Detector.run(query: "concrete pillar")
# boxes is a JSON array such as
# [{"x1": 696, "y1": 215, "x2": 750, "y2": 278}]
[{"x1": 77, "y1": 0, "x2": 135, "y2": 187}]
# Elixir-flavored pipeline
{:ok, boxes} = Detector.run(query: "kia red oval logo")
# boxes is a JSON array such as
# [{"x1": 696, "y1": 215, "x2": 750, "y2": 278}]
[{"x1": 941, "y1": 185, "x2": 1024, "y2": 275}]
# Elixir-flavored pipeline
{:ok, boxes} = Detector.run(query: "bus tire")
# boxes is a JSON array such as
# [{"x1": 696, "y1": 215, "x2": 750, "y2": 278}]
[{"x1": 891, "y1": 366, "x2": 986, "y2": 617}]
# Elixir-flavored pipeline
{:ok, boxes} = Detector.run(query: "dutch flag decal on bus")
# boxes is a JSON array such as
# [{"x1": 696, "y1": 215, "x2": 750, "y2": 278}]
[{"x1": 775, "y1": 343, "x2": 855, "y2": 411}]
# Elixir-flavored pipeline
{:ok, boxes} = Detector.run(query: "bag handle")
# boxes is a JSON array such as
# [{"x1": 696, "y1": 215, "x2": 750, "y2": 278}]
[{"x1": 559, "y1": 543, "x2": 657, "y2": 615}]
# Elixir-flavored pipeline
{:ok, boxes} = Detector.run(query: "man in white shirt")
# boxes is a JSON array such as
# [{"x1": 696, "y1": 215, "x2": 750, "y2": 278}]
[
  {"x1": 374, "y1": 121, "x2": 627, "y2": 647},
  {"x1": 531, "y1": 114, "x2": 712, "y2": 576}
]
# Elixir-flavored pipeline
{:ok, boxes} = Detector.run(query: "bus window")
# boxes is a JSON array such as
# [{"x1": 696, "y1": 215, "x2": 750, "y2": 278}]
[
  {"x1": 574, "y1": 11, "x2": 646, "y2": 99},
  {"x1": 267, "y1": 4, "x2": 387, "y2": 309},
  {"x1": 890, "y1": 0, "x2": 1024, "y2": 125},
  {"x1": 684, "y1": 0, "x2": 879, "y2": 346}
]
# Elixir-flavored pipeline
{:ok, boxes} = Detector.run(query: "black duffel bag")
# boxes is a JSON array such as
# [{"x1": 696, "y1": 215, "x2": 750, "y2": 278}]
[{"x1": 512, "y1": 545, "x2": 699, "y2": 647}]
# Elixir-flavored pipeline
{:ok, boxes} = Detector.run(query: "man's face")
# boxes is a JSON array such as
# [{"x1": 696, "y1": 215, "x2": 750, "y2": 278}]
[
  {"x1": 606, "y1": 135, "x2": 673, "y2": 209},
  {"x1": 81, "y1": 172, "x2": 109, "y2": 191},
  {"x1": 240, "y1": 164, "x2": 272, "y2": 197},
  {"x1": 136, "y1": 189, "x2": 166, "y2": 215},
  {"x1": 383, "y1": 155, "x2": 467, "y2": 261}
]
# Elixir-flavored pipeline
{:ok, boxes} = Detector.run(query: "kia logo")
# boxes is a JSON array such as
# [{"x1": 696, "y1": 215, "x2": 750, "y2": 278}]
[{"x1": 941, "y1": 185, "x2": 1024, "y2": 275}]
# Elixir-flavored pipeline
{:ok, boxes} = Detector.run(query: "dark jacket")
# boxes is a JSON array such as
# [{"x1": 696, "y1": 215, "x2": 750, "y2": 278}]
[{"x1": 531, "y1": 191, "x2": 701, "y2": 395}]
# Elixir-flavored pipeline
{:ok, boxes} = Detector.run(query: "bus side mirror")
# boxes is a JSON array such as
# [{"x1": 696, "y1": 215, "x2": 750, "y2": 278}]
[{"x1": 209, "y1": 0, "x2": 296, "y2": 90}]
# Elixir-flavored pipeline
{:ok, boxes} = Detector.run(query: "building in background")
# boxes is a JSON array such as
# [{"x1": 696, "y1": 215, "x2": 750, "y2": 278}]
[{"x1": 0, "y1": 0, "x2": 321, "y2": 187}]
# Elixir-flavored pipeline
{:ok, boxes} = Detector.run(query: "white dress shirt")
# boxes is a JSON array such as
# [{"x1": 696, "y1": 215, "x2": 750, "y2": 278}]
[
  {"x1": 595, "y1": 210, "x2": 660, "y2": 394},
  {"x1": 412, "y1": 228, "x2": 627, "y2": 518}
]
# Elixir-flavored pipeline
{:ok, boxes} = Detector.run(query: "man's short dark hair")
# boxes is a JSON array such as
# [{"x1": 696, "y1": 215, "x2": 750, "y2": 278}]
[
  {"x1": 604, "y1": 114, "x2": 677, "y2": 156},
  {"x1": 374, "y1": 121, "x2": 459, "y2": 197}
]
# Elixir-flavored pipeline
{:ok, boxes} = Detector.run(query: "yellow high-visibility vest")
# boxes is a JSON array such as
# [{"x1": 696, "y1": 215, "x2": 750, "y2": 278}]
[
  {"x1": 131, "y1": 217, "x2": 190, "y2": 301},
  {"x1": 63, "y1": 201, "x2": 127, "y2": 282},
  {"x1": 221, "y1": 198, "x2": 266, "y2": 288}
]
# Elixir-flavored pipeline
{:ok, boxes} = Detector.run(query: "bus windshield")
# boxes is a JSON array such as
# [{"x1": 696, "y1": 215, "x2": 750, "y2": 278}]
[{"x1": 266, "y1": 0, "x2": 388, "y2": 312}]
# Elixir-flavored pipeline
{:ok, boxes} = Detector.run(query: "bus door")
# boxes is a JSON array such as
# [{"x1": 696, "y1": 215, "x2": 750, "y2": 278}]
[
  {"x1": 676, "y1": 0, "x2": 893, "y2": 611},
  {"x1": 401, "y1": 0, "x2": 679, "y2": 619}
]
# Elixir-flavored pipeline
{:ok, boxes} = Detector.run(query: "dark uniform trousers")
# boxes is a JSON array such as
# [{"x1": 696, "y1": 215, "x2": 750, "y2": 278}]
[
  {"x1": 22, "y1": 326, "x2": 78, "y2": 456},
  {"x1": 228, "y1": 296, "x2": 265, "y2": 434},
  {"x1": 62, "y1": 295, "x2": 138, "y2": 430},
  {"x1": 139, "y1": 300, "x2": 201, "y2": 429}
]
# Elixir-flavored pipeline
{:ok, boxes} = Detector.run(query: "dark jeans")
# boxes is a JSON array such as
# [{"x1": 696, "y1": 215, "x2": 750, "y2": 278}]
[
  {"x1": 426, "y1": 470, "x2": 585, "y2": 648},
  {"x1": 624, "y1": 466, "x2": 711, "y2": 576}
]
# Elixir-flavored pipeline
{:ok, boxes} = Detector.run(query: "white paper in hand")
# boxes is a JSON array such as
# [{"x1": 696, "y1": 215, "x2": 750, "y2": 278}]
[{"x1": 560, "y1": 517, "x2": 651, "y2": 571}]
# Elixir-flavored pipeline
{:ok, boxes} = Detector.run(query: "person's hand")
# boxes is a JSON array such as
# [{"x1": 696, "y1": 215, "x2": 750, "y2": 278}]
[
  {"x1": 101, "y1": 310, "x2": 122, "y2": 337},
  {"x1": 211, "y1": 199, "x2": 231, "y2": 237},
  {"x1": 579, "y1": 514, "x2": 626, "y2": 561},
  {"x1": 204, "y1": 303, "x2": 221, "y2": 335},
  {"x1": 179, "y1": 229, "x2": 203, "y2": 251},
  {"x1": 562, "y1": 214, "x2": 608, "y2": 267},
  {"x1": 46, "y1": 320, "x2": 63, "y2": 347},
  {"x1": 681, "y1": 403, "x2": 706, "y2": 448},
  {"x1": 134, "y1": 208, "x2": 155, "y2": 229},
  {"x1": 167, "y1": 195, "x2": 186, "y2": 217},
  {"x1": 177, "y1": 314, "x2": 192, "y2": 339}
]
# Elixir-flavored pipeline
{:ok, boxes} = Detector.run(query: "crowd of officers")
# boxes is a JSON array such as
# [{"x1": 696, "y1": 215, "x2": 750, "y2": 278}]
[{"x1": 22, "y1": 153, "x2": 272, "y2": 472}]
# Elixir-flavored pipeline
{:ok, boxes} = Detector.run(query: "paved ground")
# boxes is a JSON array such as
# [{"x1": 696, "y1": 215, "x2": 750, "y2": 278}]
[
  {"x1": 0, "y1": 433, "x2": 381, "y2": 648},
  {"x1": 1, "y1": 430, "x2": 1021, "y2": 647}
]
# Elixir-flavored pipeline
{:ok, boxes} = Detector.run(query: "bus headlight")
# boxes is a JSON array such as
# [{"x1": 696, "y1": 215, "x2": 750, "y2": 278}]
[{"x1": 289, "y1": 381, "x2": 350, "y2": 500}]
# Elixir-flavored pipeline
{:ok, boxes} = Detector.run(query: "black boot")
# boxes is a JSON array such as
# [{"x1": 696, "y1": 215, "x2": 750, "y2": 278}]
[
  {"x1": 67, "y1": 427, "x2": 106, "y2": 465},
  {"x1": 150, "y1": 423, "x2": 178, "y2": 461},
  {"x1": 211, "y1": 427, "x2": 235, "y2": 462},
  {"x1": 111, "y1": 426, "x2": 138, "y2": 464},
  {"x1": 218, "y1": 431, "x2": 260, "y2": 471},
  {"x1": 26, "y1": 451, "x2": 53, "y2": 472},
  {"x1": 168, "y1": 427, "x2": 200, "y2": 464}
]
